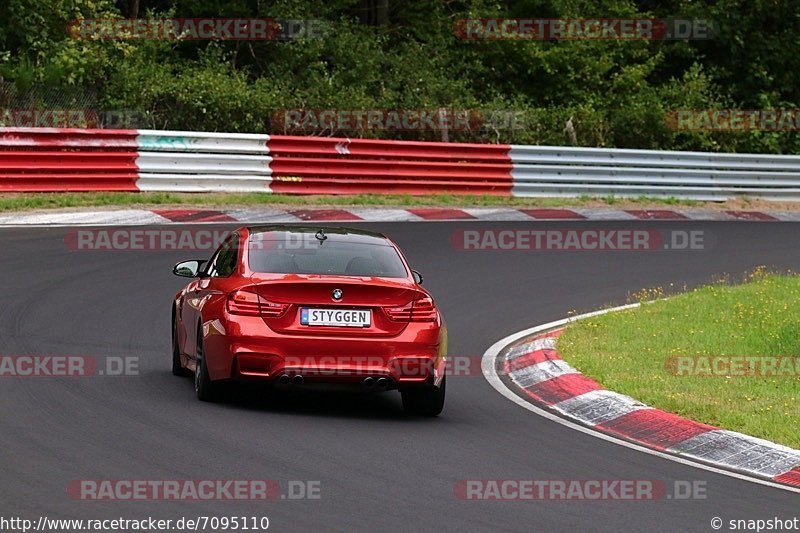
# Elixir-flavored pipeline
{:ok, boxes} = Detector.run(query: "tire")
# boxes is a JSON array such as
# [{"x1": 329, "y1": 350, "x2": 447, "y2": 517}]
[
  {"x1": 194, "y1": 327, "x2": 221, "y2": 402},
  {"x1": 171, "y1": 313, "x2": 188, "y2": 377},
  {"x1": 401, "y1": 375, "x2": 446, "y2": 416}
]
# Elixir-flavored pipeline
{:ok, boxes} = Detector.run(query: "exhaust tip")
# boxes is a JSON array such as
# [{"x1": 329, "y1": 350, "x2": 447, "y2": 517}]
[
  {"x1": 376, "y1": 377, "x2": 389, "y2": 389},
  {"x1": 292, "y1": 375, "x2": 304, "y2": 385},
  {"x1": 277, "y1": 374, "x2": 291, "y2": 385},
  {"x1": 363, "y1": 377, "x2": 375, "y2": 388}
]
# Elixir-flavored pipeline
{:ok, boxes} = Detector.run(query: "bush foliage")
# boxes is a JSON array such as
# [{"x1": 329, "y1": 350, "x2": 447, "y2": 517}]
[{"x1": 0, "y1": 0, "x2": 798, "y2": 152}]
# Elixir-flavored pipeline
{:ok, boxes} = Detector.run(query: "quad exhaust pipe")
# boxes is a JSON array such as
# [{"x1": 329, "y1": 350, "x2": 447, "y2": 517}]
[{"x1": 281, "y1": 374, "x2": 385, "y2": 388}]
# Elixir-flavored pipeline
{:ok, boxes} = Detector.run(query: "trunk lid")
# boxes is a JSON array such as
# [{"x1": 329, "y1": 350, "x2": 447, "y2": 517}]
[{"x1": 247, "y1": 273, "x2": 424, "y2": 336}]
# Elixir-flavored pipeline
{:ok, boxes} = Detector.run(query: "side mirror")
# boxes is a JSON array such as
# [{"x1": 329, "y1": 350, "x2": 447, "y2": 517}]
[
  {"x1": 411, "y1": 269, "x2": 424, "y2": 284},
  {"x1": 173, "y1": 260, "x2": 205, "y2": 278}
]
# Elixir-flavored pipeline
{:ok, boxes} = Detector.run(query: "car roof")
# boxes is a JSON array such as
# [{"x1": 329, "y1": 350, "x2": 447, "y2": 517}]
[{"x1": 245, "y1": 225, "x2": 391, "y2": 245}]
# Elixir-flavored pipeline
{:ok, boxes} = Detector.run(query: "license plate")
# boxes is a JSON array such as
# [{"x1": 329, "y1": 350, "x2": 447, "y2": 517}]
[{"x1": 300, "y1": 308, "x2": 371, "y2": 327}]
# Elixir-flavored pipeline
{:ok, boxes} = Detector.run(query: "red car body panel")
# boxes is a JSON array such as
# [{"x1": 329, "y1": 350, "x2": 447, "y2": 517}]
[{"x1": 173, "y1": 226, "x2": 447, "y2": 390}]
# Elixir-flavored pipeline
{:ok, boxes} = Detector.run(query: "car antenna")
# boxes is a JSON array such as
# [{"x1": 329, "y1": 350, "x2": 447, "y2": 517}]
[{"x1": 315, "y1": 229, "x2": 328, "y2": 244}]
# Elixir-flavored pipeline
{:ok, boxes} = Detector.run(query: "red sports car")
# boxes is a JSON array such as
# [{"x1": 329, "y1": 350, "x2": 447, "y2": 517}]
[{"x1": 172, "y1": 226, "x2": 447, "y2": 415}]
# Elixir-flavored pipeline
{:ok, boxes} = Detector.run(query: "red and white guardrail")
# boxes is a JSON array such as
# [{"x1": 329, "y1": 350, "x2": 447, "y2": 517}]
[
  {"x1": 0, "y1": 128, "x2": 511, "y2": 195},
  {"x1": 3, "y1": 127, "x2": 800, "y2": 199}
]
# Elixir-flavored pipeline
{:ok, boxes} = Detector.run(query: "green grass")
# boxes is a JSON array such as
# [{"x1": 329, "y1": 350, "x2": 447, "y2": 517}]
[
  {"x1": 0, "y1": 192, "x2": 702, "y2": 213},
  {"x1": 558, "y1": 269, "x2": 800, "y2": 448}
]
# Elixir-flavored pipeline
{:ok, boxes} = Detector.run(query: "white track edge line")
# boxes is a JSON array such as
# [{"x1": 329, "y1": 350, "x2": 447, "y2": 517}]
[{"x1": 480, "y1": 303, "x2": 800, "y2": 494}]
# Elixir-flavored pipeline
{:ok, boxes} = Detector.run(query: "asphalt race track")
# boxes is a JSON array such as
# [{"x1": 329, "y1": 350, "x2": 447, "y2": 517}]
[{"x1": 1, "y1": 221, "x2": 798, "y2": 532}]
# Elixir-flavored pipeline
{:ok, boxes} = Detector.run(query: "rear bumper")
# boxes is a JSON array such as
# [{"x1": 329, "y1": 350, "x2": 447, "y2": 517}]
[{"x1": 203, "y1": 315, "x2": 447, "y2": 388}]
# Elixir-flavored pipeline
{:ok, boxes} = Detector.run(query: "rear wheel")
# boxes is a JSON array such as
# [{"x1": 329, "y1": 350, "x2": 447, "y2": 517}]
[
  {"x1": 171, "y1": 313, "x2": 188, "y2": 377},
  {"x1": 401, "y1": 376, "x2": 446, "y2": 416},
  {"x1": 194, "y1": 327, "x2": 221, "y2": 402}
]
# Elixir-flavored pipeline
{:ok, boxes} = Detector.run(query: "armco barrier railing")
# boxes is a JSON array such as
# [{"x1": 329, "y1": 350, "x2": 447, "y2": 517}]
[
  {"x1": 2, "y1": 127, "x2": 800, "y2": 200},
  {"x1": 267, "y1": 136, "x2": 512, "y2": 195},
  {"x1": 0, "y1": 128, "x2": 139, "y2": 191},
  {"x1": 0, "y1": 128, "x2": 272, "y2": 193},
  {"x1": 510, "y1": 145, "x2": 800, "y2": 201}
]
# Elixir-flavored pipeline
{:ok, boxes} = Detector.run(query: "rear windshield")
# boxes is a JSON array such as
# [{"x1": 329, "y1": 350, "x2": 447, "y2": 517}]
[{"x1": 248, "y1": 237, "x2": 408, "y2": 278}]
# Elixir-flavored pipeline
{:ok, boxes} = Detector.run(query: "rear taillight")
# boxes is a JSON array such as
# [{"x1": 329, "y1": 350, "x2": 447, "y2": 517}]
[
  {"x1": 260, "y1": 299, "x2": 290, "y2": 318},
  {"x1": 227, "y1": 289, "x2": 261, "y2": 316},
  {"x1": 386, "y1": 297, "x2": 437, "y2": 322},
  {"x1": 227, "y1": 288, "x2": 289, "y2": 318}
]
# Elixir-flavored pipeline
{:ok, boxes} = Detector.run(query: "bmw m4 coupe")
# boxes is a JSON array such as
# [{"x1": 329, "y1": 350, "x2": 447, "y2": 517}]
[{"x1": 172, "y1": 226, "x2": 447, "y2": 415}]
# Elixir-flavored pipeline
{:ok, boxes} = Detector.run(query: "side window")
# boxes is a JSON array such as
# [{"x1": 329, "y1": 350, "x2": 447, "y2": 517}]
[{"x1": 209, "y1": 234, "x2": 238, "y2": 277}]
